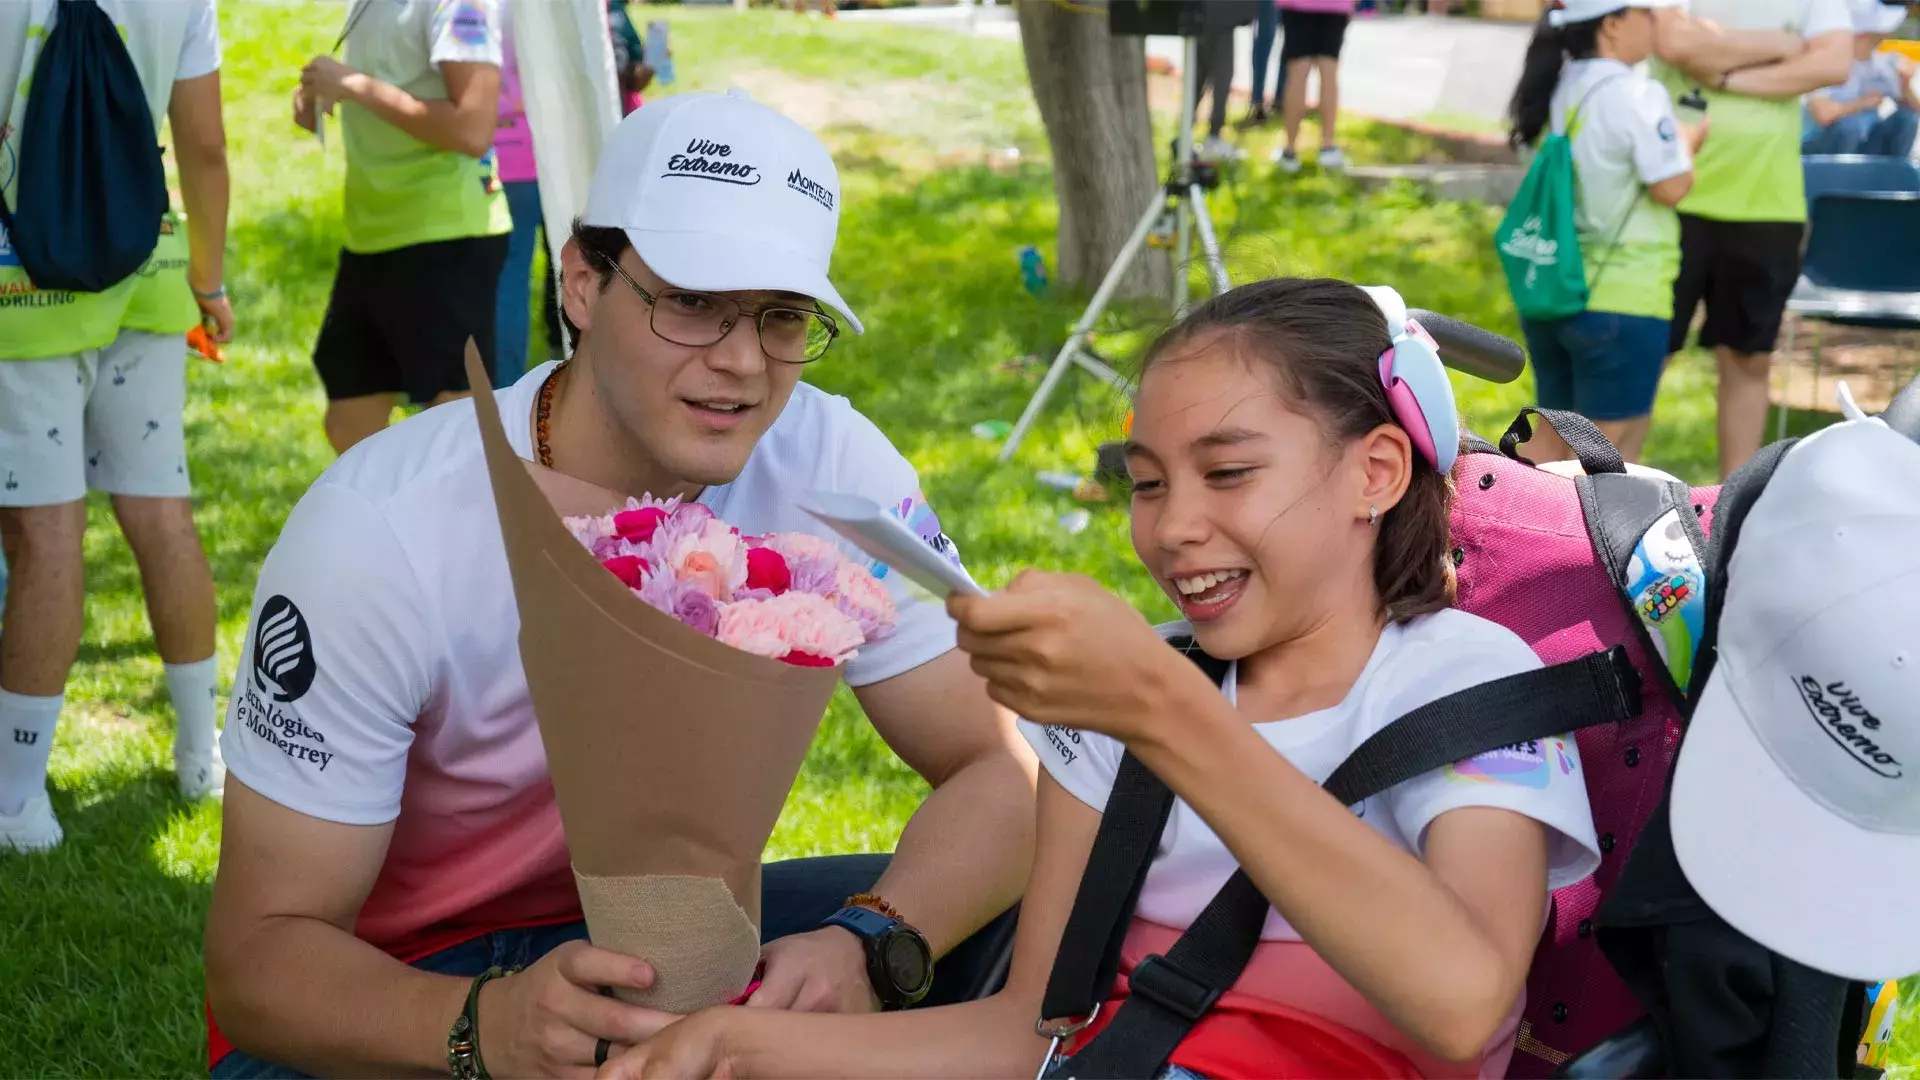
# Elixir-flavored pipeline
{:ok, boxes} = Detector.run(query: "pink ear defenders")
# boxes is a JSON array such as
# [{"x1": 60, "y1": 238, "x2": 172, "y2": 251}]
[{"x1": 1359, "y1": 285, "x2": 1460, "y2": 474}]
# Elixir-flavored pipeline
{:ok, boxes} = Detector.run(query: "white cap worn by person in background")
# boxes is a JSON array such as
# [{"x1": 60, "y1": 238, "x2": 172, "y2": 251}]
[
  {"x1": 1547, "y1": 0, "x2": 1684, "y2": 27},
  {"x1": 1669, "y1": 409, "x2": 1920, "y2": 983},
  {"x1": 581, "y1": 88, "x2": 864, "y2": 333},
  {"x1": 1851, "y1": 0, "x2": 1909, "y2": 36}
]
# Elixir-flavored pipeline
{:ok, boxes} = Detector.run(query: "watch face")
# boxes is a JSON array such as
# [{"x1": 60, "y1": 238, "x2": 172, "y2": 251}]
[{"x1": 884, "y1": 932, "x2": 930, "y2": 993}]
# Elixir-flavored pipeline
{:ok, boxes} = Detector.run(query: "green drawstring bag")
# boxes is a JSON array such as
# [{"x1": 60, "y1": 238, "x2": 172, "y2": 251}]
[{"x1": 1495, "y1": 74, "x2": 1627, "y2": 322}]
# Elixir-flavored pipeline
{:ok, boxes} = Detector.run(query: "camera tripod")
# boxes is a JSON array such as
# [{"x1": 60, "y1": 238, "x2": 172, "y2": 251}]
[{"x1": 998, "y1": 35, "x2": 1233, "y2": 463}]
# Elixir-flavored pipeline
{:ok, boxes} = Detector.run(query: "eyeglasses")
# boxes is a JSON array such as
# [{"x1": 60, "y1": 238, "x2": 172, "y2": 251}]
[{"x1": 604, "y1": 258, "x2": 839, "y2": 365}]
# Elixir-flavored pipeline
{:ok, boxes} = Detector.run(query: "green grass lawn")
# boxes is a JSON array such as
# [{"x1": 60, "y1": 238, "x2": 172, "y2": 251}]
[{"x1": 0, "y1": 3, "x2": 1908, "y2": 1075}]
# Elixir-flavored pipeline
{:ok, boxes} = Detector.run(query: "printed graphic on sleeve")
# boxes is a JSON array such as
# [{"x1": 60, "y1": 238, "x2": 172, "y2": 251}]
[
  {"x1": 1445, "y1": 739, "x2": 1551, "y2": 790},
  {"x1": 436, "y1": 0, "x2": 492, "y2": 46},
  {"x1": 236, "y1": 597, "x2": 334, "y2": 772},
  {"x1": 252, "y1": 596, "x2": 318, "y2": 704},
  {"x1": 1624, "y1": 509, "x2": 1707, "y2": 693}
]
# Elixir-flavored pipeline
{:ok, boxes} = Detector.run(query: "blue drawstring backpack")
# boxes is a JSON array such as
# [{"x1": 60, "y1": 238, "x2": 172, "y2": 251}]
[{"x1": 0, "y1": 0, "x2": 167, "y2": 293}]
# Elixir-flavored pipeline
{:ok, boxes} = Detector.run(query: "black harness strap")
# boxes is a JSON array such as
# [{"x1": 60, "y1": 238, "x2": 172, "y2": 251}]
[{"x1": 1042, "y1": 643, "x2": 1643, "y2": 1079}]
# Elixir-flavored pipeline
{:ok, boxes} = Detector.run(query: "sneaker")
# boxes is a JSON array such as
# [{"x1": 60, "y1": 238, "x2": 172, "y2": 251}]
[
  {"x1": 1273, "y1": 148, "x2": 1303, "y2": 174},
  {"x1": 0, "y1": 791, "x2": 63, "y2": 852},
  {"x1": 177, "y1": 741, "x2": 226, "y2": 801},
  {"x1": 1198, "y1": 135, "x2": 1235, "y2": 162},
  {"x1": 1319, "y1": 146, "x2": 1347, "y2": 170}
]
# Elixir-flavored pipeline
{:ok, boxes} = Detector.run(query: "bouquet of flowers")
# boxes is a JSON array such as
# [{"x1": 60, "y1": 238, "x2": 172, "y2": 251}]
[
  {"x1": 462, "y1": 345, "x2": 876, "y2": 1014},
  {"x1": 562, "y1": 496, "x2": 896, "y2": 668}
]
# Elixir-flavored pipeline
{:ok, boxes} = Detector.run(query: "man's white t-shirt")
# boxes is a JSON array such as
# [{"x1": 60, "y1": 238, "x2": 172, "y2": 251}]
[
  {"x1": 220, "y1": 362, "x2": 967, "y2": 953},
  {"x1": 1018, "y1": 609, "x2": 1602, "y2": 943}
]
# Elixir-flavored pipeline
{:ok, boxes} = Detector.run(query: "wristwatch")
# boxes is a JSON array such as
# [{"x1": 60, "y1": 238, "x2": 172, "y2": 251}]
[{"x1": 821, "y1": 904, "x2": 934, "y2": 1010}]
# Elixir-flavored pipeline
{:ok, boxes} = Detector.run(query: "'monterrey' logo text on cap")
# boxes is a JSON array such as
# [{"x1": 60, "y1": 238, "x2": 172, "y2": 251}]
[
  {"x1": 787, "y1": 168, "x2": 834, "y2": 210},
  {"x1": 1795, "y1": 676, "x2": 1902, "y2": 778},
  {"x1": 665, "y1": 138, "x2": 761, "y2": 186}
]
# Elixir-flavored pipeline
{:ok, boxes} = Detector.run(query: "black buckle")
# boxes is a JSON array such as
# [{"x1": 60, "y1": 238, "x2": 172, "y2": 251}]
[
  {"x1": 1603, "y1": 645, "x2": 1644, "y2": 718},
  {"x1": 1127, "y1": 954, "x2": 1220, "y2": 1022}
]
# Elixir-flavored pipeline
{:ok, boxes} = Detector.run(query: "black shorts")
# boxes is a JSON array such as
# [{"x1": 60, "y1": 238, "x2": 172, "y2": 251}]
[
  {"x1": 312, "y1": 233, "x2": 510, "y2": 404},
  {"x1": 1667, "y1": 215, "x2": 1806, "y2": 356},
  {"x1": 1280, "y1": 10, "x2": 1349, "y2": 61}
]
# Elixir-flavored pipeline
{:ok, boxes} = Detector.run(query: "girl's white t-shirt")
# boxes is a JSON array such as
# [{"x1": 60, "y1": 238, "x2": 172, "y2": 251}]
[{"x1": 1018, "y1": 608, "x2": 1602, "y2": 943}]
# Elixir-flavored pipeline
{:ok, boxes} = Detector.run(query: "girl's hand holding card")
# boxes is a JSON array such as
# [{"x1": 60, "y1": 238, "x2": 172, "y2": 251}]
[{"x1": 947, "y1": 570, "x2": 1205, "y2": 744}]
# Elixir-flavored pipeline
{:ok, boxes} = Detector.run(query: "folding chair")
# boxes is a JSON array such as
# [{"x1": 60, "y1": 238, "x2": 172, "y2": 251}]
[{"x1": 1778, "y1": 191, "x2": 1920, "y2": 439}]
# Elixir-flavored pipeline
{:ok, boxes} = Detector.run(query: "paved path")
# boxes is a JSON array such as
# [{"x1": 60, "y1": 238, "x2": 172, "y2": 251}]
[{"x1": 836, "y1": 4, "x2": 1532, "y2": 131}]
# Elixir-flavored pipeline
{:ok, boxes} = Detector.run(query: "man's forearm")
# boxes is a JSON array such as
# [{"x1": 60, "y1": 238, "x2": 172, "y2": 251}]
[
  {"x1": 208, "y1": 916, "x2": 468, "y2": 1078},
  {"x1": 1722, "y1": 37, "x2": 1857, "y2": 100},
  {"x1": 1658, "y1": 12, "x2": 1803, "y2": 81},
  {"x1": 177, "y1": 147, "x2": 228, "y2": 295},
  {"x1": 340, "y1": 74, "x2": 491, "y2": 158},
  {"x1": 866, "y1": 752, "x2": 1034, "y2": 956}
]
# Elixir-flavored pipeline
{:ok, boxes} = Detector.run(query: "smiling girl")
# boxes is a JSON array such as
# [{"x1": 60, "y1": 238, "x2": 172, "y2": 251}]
[{"x1": 601, "y1": 279, "x2": 1602, "y2": 1079}]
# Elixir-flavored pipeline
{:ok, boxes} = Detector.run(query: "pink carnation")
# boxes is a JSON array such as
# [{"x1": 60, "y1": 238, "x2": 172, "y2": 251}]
[
  {"x1": 831, "y1": 560, "x2": 897, "y2": 642},
  {"x1": 716, "y1": 597, "x2": 794, "y2": 660},
  {"x1": 766, "y1": 592, "x2": 865, "y2": 664},
  {"x1": 762, "y1": 532, "x2": 845, "y2": 568}
]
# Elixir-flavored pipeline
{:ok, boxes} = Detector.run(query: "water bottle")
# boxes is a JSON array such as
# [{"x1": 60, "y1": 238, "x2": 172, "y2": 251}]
[{"x1": 1019, "y1": 246, "x2": 1049, "y2": 297}]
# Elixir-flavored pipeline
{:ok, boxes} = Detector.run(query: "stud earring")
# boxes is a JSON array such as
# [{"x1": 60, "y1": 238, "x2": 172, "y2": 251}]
[{"x1": 1368, "y1": 505, "x2": 1380, "y2": 527}]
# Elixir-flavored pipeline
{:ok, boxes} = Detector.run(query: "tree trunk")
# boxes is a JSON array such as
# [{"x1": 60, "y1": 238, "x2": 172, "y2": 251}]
[{"x1": 1017, "y1": 0, "x2": 1168, "y2": 301}]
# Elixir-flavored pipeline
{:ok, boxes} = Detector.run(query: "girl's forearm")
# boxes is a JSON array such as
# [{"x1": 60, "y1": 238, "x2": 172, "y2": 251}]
[
  {"x1": 1128, "y1": 699, "x2": 1526, "y2": 1062},
  {"x1": 718, "y1": 994, "x2": 1049, "y2": 1079}
]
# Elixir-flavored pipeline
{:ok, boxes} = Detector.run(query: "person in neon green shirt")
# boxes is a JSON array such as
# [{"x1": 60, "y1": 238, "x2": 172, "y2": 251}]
[
  {"x1": 0, "y1": 0, "x2": 234, "y2": 854},
  {"x1": 293, "y1": 0, "x2": 511, "y2": 454},
  {"x1": 1650, "y1": 0, "x2": 1854, "y2": 478}
]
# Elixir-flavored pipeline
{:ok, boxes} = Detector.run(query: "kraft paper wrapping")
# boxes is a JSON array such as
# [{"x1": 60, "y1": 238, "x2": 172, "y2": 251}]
[{"x1": 464, "y1": 344, "x2": 840, "y2": 1010}]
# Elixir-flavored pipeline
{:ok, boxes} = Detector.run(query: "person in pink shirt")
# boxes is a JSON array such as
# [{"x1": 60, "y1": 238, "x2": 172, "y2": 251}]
[
  {"x1": 1272, "y1": 0, "x2": 1357, "y2": 173},
  {"x1": 490, "y1": 20, "x2": 558, "y2": 389}
]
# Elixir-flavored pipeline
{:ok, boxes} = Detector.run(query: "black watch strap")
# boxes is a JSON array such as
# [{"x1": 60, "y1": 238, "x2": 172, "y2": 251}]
[{"x1": 449, "y1": 965, "x2": 513, "y2": 1080}]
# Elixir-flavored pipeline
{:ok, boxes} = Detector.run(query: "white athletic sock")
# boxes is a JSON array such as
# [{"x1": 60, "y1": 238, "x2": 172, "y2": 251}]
[
  {"x1": 165, "y1": 657, "x2": 220, "y2": 760},
  {"x1": 0, "y1": 688, "x2": 62, "y2": 816}
]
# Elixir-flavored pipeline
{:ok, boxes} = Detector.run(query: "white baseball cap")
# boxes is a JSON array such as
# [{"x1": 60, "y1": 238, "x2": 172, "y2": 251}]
[
  {"x1": 1670, "y1": 417, "x2": 1920, "y2": 983},
  {"x1": 1547, "y1": 0, "x2": 1684, "y2": 27},
  {"x1": 582, "y1": 89, "x2": 863, "y2": 333},
  {"x1": 1853, "y1": 0, "x2": 1909, "y2": 35}
]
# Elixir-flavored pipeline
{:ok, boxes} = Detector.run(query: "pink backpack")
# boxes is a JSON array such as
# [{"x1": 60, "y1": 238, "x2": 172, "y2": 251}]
[{"x1": 1449, "y1": 411, "x2": 1718, "y2": 1077}]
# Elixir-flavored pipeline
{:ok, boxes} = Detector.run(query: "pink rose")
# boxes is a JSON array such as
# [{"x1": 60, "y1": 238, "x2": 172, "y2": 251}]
[
  {"x1": 638, "y1": 572, "x2": 721, "y2": 636},
  {"x1": 614, "y1": 507, "x2": 669, "y2": 543},
  {"x1": 603, "y1": 554, "x2": 649, "y2": 589},
  {"x1": 745, "y1": 547, "x2": 792, "y2": 596},
  {"x1": 782, "y1": 652, "x2": 836, "y2": 668},
  {"x1": 662, "y1": 520, "x2": 747, "y2": 600}
]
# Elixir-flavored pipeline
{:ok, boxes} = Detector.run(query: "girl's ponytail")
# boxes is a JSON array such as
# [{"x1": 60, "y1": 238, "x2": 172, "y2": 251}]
[
  {"x1": 1508, "y1": 15, "x2": 1569, "y2": 149},
  {"x1": 1507, "y1": 11, "x2": 1610, "y2": 150}
]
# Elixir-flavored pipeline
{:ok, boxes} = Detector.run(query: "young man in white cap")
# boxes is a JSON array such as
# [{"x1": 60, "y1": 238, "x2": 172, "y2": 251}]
[
  {"x1": 1669, "y1": 395, "x2": 1920, "y2": 985},
  {"x1": 203, "y1": 91, "x2": 1037, "y2": 1078},
  {"x1": 1650, "y1": 0, "x2": 1855, "y2": 478}
]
